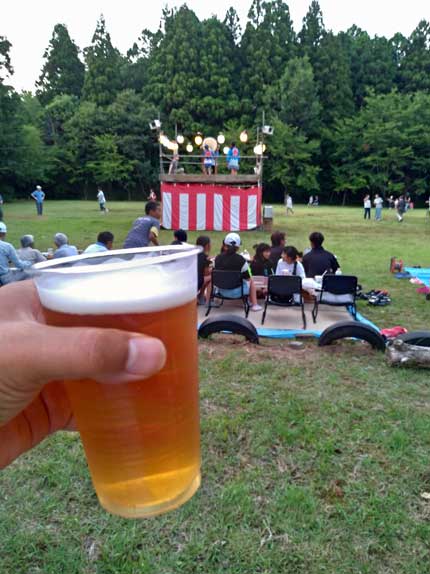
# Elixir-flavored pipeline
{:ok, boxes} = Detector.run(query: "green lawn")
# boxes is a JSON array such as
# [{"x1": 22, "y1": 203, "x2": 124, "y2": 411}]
[{"x1": 1, "y1": 201, "x2": 430, "y2": 573}]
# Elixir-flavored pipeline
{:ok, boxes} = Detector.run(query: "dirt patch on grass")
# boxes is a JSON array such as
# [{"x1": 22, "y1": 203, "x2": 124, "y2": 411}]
[{"x1": 199, "y1": 336, "x2": 380, "y2": 365}]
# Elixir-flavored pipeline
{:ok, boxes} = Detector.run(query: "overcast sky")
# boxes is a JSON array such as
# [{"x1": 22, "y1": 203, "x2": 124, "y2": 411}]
[{"x1": 3, "y1": 0, "x2": 430, "y2": 92}]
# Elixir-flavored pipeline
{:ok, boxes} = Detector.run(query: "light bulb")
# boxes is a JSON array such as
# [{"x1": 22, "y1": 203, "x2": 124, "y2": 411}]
[{"x1": 240, "y1": 130, "x2": 248, "y2": 143}]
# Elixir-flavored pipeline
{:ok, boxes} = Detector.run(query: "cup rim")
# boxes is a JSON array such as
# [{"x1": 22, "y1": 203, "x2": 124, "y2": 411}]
[{"x1": 32, "y1": 245, "x2": 201, "y2": 275}]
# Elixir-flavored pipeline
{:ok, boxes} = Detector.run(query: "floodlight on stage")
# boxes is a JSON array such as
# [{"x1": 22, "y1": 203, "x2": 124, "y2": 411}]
[
  {"x1": 194, "y1": 133, "x2": 203, "y2": 146},
  {"x1": 217, "y1": 133, "x2": 225, "y2": 144},
  {"x1": 223, "y1": 146, "x2": 230, "y2": 155},
  {"x1": 262, "y1": 125, "x2": 274, "y2": 136},
  {"x1": 186, "y1": 143, "x2": 193, "y2": 153},
  {"x1": 176, "y1": 134, "x2": 185, "y2": 144},
  {"x1": 149, "y1": 119, "x2": 162, "y2": 131},
  {"x1": 240, "y1": 130, "x2": 248, "y2": 143}
]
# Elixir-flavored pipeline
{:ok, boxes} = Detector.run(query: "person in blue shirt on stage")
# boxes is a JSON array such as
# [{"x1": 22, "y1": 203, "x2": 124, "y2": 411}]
[
  {"x1": 202, "y1": 145, "x2": 215, "y2": 175},
  {"x1": 31, "y1": 185, "x2": 46, "y2": 216},
  {"x1": 227, "y1": 142, "x2": 240, "y2": 175}
]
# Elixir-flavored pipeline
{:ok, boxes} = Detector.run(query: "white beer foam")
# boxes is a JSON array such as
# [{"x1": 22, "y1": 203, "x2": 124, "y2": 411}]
[{"x1": 34, "y1": 249, "x2": 198, "y2": 315}]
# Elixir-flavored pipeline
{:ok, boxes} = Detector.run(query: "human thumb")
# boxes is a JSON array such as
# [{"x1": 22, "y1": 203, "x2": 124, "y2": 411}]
[{"x1": 0, "y1": 321, "x2": 166, "y2": 425}]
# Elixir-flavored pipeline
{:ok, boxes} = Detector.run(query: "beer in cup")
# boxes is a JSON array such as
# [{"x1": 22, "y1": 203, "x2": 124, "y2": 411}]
[{"x1": 33, "y1": 246, "x2": 201, "y2": 518}]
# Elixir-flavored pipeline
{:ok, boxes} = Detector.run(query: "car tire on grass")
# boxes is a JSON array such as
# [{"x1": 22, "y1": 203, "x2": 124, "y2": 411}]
[
  {"x1": 198, "y1": 314, "x2": 259, "y2": 344},
  {"x1": 318, "y1": 321, "x2": 386, "y2": 351}
]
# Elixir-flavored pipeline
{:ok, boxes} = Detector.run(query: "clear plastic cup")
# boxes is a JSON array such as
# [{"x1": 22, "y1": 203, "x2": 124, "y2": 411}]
[{"x1": 33, "y1": 246, "x2": 201, "y2": 518}]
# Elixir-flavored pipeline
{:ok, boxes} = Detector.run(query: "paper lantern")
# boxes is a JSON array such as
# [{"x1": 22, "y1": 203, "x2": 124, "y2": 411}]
[
  {"x1": 194, "y1": 133, "x2": 203, "y2": 146},
  {"x1": 186, "y1": 143, "x2": 193, "y2": 153},
  {"x1": 240, "y1": 130, "x2": 248, "y2": 143},
  {"x1": 223, "y1": 146, "x2": 230, "y2": 155},
  {"x1": 176, "y1": 134, "x2": 185, "y2": 144},
  {"x1": 217, "y1": 133, "x2": 225, "y2": 144}
]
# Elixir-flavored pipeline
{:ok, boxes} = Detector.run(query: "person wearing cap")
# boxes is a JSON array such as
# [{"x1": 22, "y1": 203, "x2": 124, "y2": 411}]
[
  {"x1": 84, "y1": 231, "x2": 114, "y2": 253},
  {"x1": 17, "y1": 235, "x2": 46, "y2": 264},
  {"x1": 30, "y1": 185, "x2": 46, "y2": 216},
  {"x1": 52, "y1": 233, "x2": 79, "y2": 259},
  {"x1": 214, "y1": 232, "x2": 262, "y2": 312},
  {"x1": 0, "y1": 223, "x2": 32, "y2": 285}
]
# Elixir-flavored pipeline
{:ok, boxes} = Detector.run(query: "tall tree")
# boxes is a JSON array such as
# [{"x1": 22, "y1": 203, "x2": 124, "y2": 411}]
[
  {"x1": 298, "y1": 0, "x2": 326, "y2": 63},
  {"x1": 397, "y1": 20, "x2": 430, "y2": 93},
  {"x1": 82, "y1": 16, "x2": 124, "y2": 106},
  {"x1": 313, "y1": 32, "x2": 354, "y2": 125},
  {"x1": 144, "y1": 6, "x2": 204, "y2": 130},
  {"x1": 0, "y1": 36, "x2": 13, "y2": 81},
  {"x1": 224, "y1": 7, "x2": 242, "y2": 44},
  {"x1": 340, "y1": 27, "x2": 397, "y2": 107},
  {"x1": 265, "y1": 55, "x2": 321, "y2": 137},
  {"x1": 36, "y1": 24, "x2": 85, "y2": 105},
  {"x1": 240, "y1": 0, "x2": 296, "y2": 111}
]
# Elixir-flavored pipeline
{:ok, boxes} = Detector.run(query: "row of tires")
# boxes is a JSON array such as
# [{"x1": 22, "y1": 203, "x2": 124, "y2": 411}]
[{"x1": 198, "y1": 315, "x2": 430, "y2": 351}]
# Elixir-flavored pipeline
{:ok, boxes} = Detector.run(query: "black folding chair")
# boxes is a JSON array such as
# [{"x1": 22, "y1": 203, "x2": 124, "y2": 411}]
[
  {"x1": 312, "y1": 275, "x2": 358, "y2": 323},
  {"x1": 262, "y1": 275, "x2": 306, "y2": 329},
  {"x1": 206, "y1": 270, "x2": 250, "y2": 317}
]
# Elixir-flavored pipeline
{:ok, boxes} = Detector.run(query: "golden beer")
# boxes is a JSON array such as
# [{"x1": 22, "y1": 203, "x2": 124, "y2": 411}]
[{"x1": 34, "y1": 247, "x2": 200, "y2": 518}]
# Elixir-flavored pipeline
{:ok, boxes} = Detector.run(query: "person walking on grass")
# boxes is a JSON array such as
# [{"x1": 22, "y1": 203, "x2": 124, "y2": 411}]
[
  {"x1": 363, "y1": 194, "x2": 371, "y2": 220},
  {"x1": 374, "y1": 194, "x2": 383, "y2": 221},
  {"x1": 285, "y1": 193, "x2": 294, "y2": 215},
  {"x1": 97, "y1": 187, "x2": 108, "y2": 213},
  {"x1": 397, "y1": 195, "x2": 406, "y2": 222},
  {"x1": 31, "y1": 185, "x2": 45, "y2": 216}
]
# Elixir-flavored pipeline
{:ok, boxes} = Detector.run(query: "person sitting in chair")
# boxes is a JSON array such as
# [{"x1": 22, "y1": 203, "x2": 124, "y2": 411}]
[
  {"x1": 302, "y1": 232, "x2": 339, "y2": 278},
  {"x1": 250, "y1": 243, "x2": 274, "y2": 277},
  {"x1": 214, "y1": 233, "x2": 262, "y2": 312}
]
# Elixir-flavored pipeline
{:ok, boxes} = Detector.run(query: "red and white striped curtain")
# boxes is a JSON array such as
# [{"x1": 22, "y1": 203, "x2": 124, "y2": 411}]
[{"x1": 161, "y1": 183, "x2": 262, "y2": 231}]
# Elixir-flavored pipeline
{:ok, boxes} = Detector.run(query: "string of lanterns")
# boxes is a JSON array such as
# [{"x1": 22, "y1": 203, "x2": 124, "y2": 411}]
[{"x1": 159, "y1": 130, "x2": 266, "y2": 156}]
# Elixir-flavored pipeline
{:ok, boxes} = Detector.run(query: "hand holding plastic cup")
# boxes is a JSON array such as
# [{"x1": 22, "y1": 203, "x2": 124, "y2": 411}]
[{"x1": 33, "y1": 246, "x2": 201, "y2": 518}]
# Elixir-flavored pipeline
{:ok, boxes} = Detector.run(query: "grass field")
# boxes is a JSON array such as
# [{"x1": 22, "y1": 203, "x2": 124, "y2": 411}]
[{"x1": 1, "y1": 201, "x2": 430, "y2": 573}]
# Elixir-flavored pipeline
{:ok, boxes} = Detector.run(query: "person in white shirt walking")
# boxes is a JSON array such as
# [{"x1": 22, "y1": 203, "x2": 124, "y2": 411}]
[
  {"x1": 97, "y1": 188, "x2": 108, "y2": 213},
  {"x1": 285, "y1": 193, "x2": 294, "y2": 215},
  {"x1": 374, "y1": 194, "x2": 383, "y2": 221},
  {"x1": 363, "y1": 195, "x2": 371, "y2": 220}
]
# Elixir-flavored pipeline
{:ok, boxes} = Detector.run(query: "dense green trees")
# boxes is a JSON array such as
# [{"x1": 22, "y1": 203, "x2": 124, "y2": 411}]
[
  {"x1": 1, "y1": 1, "x2": 430, "y2": 203},
  {"x1": 36, "y1": 24, "x2": 85, "y2": 105}
]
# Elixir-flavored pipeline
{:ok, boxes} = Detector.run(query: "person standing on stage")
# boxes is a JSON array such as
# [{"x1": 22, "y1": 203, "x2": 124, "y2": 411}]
[
  {"x1": 31, "y1": 185, "x2": 45, "y2": 216},
  {"x1": 227, "y1": 142, "x2": 240, "y2": 175},
  {"x1": 202, "y1": 145, "x2": 215, "y2": 175}
]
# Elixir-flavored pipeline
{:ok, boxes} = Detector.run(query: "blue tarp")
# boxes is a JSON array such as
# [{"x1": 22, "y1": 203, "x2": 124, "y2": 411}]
[
  {"x1": 199, "y1": 307, "x2": 380, "y2": 340},
  {"x1": 405, "y1": 267, "x2": 430, "y2": 287}
]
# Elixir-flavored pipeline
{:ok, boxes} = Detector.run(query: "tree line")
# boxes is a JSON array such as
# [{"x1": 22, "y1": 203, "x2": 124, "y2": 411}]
[{"x1": 1, "y1": 0, "x2": 430, "y2": 204}]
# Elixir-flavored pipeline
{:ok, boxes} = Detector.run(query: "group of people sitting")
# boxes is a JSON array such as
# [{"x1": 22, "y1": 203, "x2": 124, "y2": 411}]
[
  {"x1": 0, "y1": 223, "x2": 115, "y2": 285},
  {"x1": 195, "y1": 229, "x2": 340, "y2": 311}
]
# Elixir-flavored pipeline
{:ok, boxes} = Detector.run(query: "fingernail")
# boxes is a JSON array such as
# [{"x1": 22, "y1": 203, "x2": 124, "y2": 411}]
[{"x1": 126, "y1": 337, "x2": 166, "y2": 377}]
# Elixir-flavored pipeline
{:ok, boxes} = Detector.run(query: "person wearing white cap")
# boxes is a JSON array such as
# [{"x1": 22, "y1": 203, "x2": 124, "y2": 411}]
[
  {"x1": 30, "y1": 185, "x2": 46, "y2": 216},
  {"x1": 213, "y1": 232, "x2": 262, "y2": 312},
  {"x1": 52, "y1": 233, "x2": 79, "y2": 259},
  {"x1": 0, "y1": 222, "x2": 32, "y2": 285},
  {"x1": 17, "y1": 235, "x2": 46, "y2": 264}
]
